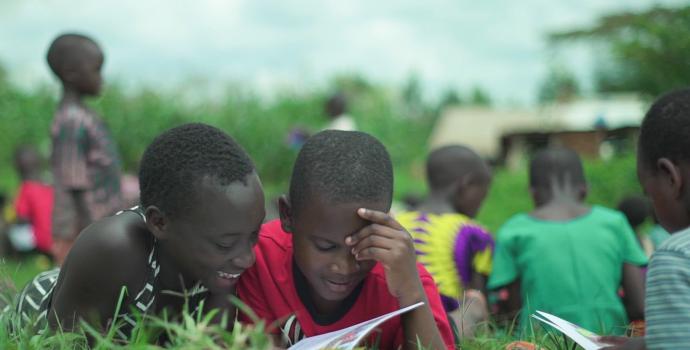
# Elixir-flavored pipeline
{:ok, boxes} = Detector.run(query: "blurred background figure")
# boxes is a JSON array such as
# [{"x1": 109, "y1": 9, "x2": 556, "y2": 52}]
[
  {"x1": 323, "y1": 92, "x2": 356, "y2": 131},
  {"x1": 397, "y1": 145, "x2": 494, "y2": 341},
  {"x1": 7, "y1": 146, "x2": 54, "y2": 258},
  {"x1": 617, "y1": 195, "x2": 654, "y2": 257},
  {"x1": 47, "y1": 33, "x2": 123, "y2": 265},
  {"x1": 489, "y1": 147, "x2": 647, "y2": 334}
]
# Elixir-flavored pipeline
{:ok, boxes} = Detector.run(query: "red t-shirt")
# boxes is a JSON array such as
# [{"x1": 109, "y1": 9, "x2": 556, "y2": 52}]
[
  {"x1": 14, "y1": 181, "x2": 54, "y2": 253},
  {"x1": 237, "y1": 219, "x2": 454, "y2": 349}
]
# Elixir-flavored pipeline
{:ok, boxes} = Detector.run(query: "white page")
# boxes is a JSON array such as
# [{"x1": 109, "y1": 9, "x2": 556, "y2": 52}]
[
  {"x1": 288, "y1": 302, "x2": 424, "y2": 350},
  {"x1": 533, "y1": 311, "x2": 608, "y2": 350},
  {"x1": 530, "y1": 314, "x2": 559, "y2": 330}
]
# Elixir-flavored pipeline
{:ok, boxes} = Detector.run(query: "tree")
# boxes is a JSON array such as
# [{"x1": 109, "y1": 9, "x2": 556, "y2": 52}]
[
  {"x1": 438, "y1": 88, "x2": 462, "y2": 108},
  {"x1": 550, "y1": 5, "x2": 690, "y2": 97},
  {"x1": 469, "y1": 86, "x2": 491, "y2": 106},
  {"x1": 538, "y1": 66, "x2": 580, "y2": 103}
]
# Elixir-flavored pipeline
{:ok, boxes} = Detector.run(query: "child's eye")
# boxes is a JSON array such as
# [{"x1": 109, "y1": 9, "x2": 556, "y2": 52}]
[
  {"x1": 215, "y1": 243, "x2": 234, "y2": 251},
  {"x1": 314, "y1": 242, "x2": 336, "y2": 251}
]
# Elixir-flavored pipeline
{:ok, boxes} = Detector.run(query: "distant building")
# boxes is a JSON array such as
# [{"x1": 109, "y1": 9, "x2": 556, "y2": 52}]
[{"x1": 429, "y1": 94, "x2": 648, "y2": 167}]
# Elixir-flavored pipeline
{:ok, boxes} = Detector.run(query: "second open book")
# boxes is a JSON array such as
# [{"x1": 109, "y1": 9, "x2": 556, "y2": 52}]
[{"x1": 532, "y1": 310, "x2": 613, "y2": 350}]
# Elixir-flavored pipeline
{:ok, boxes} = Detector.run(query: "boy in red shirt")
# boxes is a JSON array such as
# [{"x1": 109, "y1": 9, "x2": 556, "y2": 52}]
[{"x1": 237, "y1": 130, "x2": 454, "y2": 349}]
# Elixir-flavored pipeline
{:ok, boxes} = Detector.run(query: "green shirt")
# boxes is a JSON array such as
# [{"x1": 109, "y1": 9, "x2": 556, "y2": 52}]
[{"x1": 488, "y1": 205, "x2": 648, "y2": 334}]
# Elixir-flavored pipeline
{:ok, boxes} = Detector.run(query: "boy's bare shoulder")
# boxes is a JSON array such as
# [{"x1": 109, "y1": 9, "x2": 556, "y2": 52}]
[{"x1": 63, "y1": 213, "x2": 150, "y2": 288}]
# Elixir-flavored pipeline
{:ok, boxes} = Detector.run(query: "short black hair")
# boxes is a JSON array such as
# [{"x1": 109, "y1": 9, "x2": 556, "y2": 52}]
[
  {"x1": 14, "y1": 145, "x2": 41, "y2": 178},
  {"x1": 325, "y1": 93, "x2": 347, "y2": 117},
  {"x1": 426, "y1": 145, "x2": 489, "y2": 191},
  {"x1": 46, "y1": 33, "x2": 100, "y2": 78},
  {"x1": 139, "y1": 123, "x2": 255, "y2": 217},
  {"x1": 617, "y1": 195, "x2": 650, "y2": 229},
  {"x1": 638, "y1": 88, "x2": 690, "y2": 170},
  {"x1": 529, "y1": 147, "x2": 586, "y2": 189},
  {"x1": 289, "y1": 130, "x2": 393, "y2": 216}
]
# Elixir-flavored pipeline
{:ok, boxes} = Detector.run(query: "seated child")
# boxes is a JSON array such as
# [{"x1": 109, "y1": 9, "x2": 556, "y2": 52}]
[
  {"x1": 16, "y1": 123, "x2": 265, "y2": 342},
  {"x1": 237, "y1": 130, "x2": 454, "y2": 349},
  {"x1": 648, "y1": 214, "x2": 671, "y2": 250},
  {"x1": 396, "y1": 145, "x2": 494, "y2": 338},
  {"x1": 488, "y1": 147, "x2": 648, "y2": 334},
  {"x1": 11, "y1": 146, "x2": 54, "y2": 255},
  {"x1": 600, "y1": 88, "x2": 690, "y2": 349},
  {"x1": 617, "y1": 196, "x2": 654, "y2": 257}
]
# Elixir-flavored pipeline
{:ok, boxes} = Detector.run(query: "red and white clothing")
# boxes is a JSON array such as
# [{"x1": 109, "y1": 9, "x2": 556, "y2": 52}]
[
  {"x1": 14, "y1": 180, "x2": 54, "y2": 253},
  {"x1": 237, "y1": 219, "x2": 454, "y2": 349}
]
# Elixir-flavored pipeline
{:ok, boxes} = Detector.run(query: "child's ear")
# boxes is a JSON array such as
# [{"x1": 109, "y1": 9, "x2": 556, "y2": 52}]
[
  {"x1": 658, "y1": 158, "x2": 683, "y2": 198},
  {"x1": 144, "y1": 206, "x2": 169, "y2": 240},
  {"x1": 278, "y1": 195, "x2": 294, "y2": 233}
]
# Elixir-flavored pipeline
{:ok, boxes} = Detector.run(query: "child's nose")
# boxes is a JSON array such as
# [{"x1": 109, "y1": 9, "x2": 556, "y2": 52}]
[
  {"x1": 232, "y1": 249, "x2": 256, "y2": 269},
  {"x1": 330, "y1": 251, "x2": 360, "y2": 275}
]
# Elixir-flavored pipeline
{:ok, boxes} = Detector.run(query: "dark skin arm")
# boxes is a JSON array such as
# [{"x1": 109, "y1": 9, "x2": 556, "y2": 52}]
[
  {"x1": 347, "y1": 208, "x2": 447, "y2": 350},
  {"x1": 493, "y1": 280, "x2": 522, "y2": 326},
  {"x1": 468, "y1": 271, "x2": 487, "y2": 296},
  {"x1": 48, "y1": 219, "x2": 146, "y2": 333},
  {"x1": 600, "y1": 337, "x2": 646, "y2": 350},
  {"x1": 621, "y1": 263, "x2": 645, "y2": 321},
  {"x1": 596, "y1": 265, "x2": 646, "y2": 350},
  {"x1": 70, "y1": 189, "x2": 92, "y2": 234}
]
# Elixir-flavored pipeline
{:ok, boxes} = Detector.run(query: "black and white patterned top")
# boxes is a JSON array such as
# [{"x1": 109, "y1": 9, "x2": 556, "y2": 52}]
[{"x1": 14, "y1": 206, "x2": 208, "y2": 342}]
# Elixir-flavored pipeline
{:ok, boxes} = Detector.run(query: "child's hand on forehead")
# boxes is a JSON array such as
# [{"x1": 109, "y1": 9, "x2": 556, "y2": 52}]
[{"x1": 346, "y1": 208, "x2": 425, "y2": 307}]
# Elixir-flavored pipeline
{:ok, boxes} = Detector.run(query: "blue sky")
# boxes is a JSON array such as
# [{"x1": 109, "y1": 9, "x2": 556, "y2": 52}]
[{"x1": 0, "y1": 0, "x2": 684, "y2": 105}]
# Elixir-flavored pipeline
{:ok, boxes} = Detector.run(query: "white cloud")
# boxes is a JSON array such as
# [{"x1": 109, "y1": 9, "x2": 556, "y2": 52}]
[{"x1": 0, "y1": 0, "x2": 686, "y2": 105}]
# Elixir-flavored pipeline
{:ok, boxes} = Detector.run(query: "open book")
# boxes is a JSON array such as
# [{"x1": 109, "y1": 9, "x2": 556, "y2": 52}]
[
  {"x1": 531, "y1": 311, "x2": 609, "y2": 350},
  {"x1": 288, "y1": 302, "x2": 424, "y2": 350}
]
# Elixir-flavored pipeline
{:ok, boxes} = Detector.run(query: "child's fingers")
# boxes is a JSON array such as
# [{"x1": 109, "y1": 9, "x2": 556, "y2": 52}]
[
  {"x1": 350, "y1": 232, "x2": 397, "y2": 256},
  {"x1": 357, "y1": 208, "x2": 404, "y2": 230},
  {"x1": 346, "y1": 223, "x2": 402, "y2": 245},
  {"x1": 354, "y1": 246, "x2": 391, "y2": 262}
]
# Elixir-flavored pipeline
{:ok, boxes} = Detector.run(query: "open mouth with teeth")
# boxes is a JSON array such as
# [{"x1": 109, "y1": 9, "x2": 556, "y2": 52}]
[{"x1": 217, "y1": 271, "x2": 242, "y2": 279}]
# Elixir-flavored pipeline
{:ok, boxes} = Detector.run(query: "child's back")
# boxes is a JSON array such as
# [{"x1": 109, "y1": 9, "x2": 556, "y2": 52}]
[
  {"x1": 489, "y1": 147, "x2": 647, "y2": 334},
  {"x1": 396, "y1": 145, "x2": 494, "y2": 338},
  {"x1": 492, "y1": 206, "x2": 645, "y2": 331}
]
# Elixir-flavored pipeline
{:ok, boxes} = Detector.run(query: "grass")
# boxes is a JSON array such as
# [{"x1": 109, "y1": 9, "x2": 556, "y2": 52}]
[{"x1": 1, "y1": 254, "x2": 608, "y2": 349}]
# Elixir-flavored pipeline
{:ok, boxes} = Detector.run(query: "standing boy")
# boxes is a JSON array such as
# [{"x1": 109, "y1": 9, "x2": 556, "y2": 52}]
[{"x1": 46, "y1": 33, "x2": 123, "y2": 264}]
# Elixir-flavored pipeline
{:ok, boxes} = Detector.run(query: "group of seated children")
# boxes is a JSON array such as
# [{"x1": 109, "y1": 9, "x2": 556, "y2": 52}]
[{"x1": 12, "y1": 31, "x2": 690, "y2": 349}]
